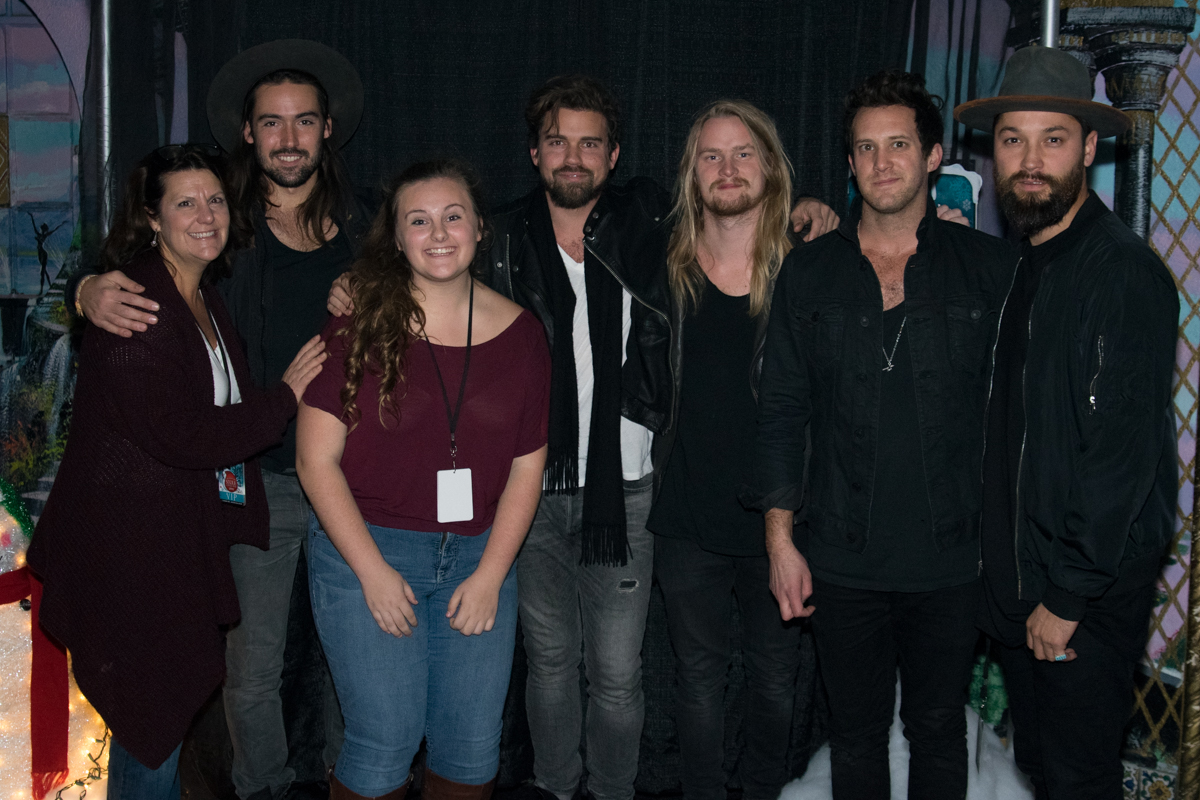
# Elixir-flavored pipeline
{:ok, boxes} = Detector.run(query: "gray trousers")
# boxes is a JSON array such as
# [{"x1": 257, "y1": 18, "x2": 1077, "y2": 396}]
[
  {"x1": 517, "y1": 476, "x2": 655, "y2": 800},
  {"x1": 225, "y1": 470, "x2": 343, "y2": 799}
]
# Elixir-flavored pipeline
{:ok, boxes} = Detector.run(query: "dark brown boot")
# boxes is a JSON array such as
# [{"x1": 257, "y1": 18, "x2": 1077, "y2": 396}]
[
  {"x1": 422, "y1": 770, "x2": 497, "y2": 800},
  {"x1": 329, "y1": 772, "x2": 409, "y2": 800}
]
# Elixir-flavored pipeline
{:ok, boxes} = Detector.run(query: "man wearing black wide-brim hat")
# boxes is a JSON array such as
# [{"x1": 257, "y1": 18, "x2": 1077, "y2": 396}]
[
  {"x1": 956, "y1": 45, "x2": 1179, "y2": 797},
  {"x1": 73, "y1": 38, "x2": 371, "y2": 800}
]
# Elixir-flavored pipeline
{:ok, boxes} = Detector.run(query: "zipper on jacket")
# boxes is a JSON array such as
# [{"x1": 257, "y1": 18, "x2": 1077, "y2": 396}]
[
  {"x1": 585, "y1": 242, "x2": 677, "y2": 434},
  {"x1": 1013, "y1": 307, "x2": 1033, "y2": 600},
  {"x1": 978, "y1": 257, "x2": 1022, "y2": 577},
  {"x1": 1089, "y1": 335, "x2": 1105, "y2": 415}
]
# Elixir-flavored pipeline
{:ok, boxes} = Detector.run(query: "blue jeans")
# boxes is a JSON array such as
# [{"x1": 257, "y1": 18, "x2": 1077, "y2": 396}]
[
  {"x1": 308, "y1": 516, "x2": 518, "y2": 795},
  {"x1": 654, "y1": 536, "x2": 803, "y2": 800},
  {"x1": 225, "y1": 471, "x2": 343, "y2": 799},
  {"x1": 107, "y1": 738, "x2": 181, "y2": 800},
  {"x1": 517, "y1": 476, "x2": 654, "y2": 800}
]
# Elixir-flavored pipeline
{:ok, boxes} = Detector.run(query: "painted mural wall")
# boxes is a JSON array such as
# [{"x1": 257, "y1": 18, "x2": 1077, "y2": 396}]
[{"x1": 0, "y1": 0, "x2": 80, "y2": 503}]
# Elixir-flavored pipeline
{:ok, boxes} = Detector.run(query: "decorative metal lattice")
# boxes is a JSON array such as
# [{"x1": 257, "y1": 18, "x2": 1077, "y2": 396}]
[{"x1": 1135, "y1": 0, "x2": 1200, "y2": 767}]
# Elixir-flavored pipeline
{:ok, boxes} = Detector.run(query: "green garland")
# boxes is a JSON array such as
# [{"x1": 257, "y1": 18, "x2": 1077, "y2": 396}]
[{"x1": 0, "y1": 475, "x2": 33, "y2": 540}]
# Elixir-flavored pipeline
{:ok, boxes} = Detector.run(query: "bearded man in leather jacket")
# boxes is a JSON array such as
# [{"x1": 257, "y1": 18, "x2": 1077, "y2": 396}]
[{"x1": 956, "y1": 46, "x2": 1179, "y2": 799}]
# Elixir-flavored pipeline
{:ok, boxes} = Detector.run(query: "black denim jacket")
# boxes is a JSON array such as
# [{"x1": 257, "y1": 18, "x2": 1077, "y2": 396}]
[{"x1": 747, "y1": 199, "x2": 1018, "y2": 554}]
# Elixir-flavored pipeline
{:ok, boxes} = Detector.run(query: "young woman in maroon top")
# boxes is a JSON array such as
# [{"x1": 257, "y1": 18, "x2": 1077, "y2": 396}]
[{"x1": 297, "y1": 160, "x2": 550, "y2": 800}]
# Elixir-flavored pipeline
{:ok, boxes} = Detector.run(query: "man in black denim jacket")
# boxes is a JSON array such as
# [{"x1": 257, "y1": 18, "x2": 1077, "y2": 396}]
[
  {"x1": 956, "y1": 46, "x2": 1179, "y2": 797},
  {"x1": 747, "y1": 72, "x2": 1016, "y2": 797}
]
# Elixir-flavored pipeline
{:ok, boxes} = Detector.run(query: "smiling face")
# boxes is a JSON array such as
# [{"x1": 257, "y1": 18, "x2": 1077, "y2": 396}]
[
  {"x1": 148, "y1": 168, "x2": 230, "y2": 275},
  {"x1": 530, "y1": 108, "x2": 619, "y2": 210},
  {"x1": 394, "y1": 177, "x2": 483, "y2": 288},
  {"x1": 694, "y1": 115, "x2": 767, "y2": 218},
  {"x1": 993, "y1": 110, "x2": 1096, "y2": 238},
  {"x1": 243, "y1": 81, "x2": 332, "y2": 189},
  {"x1": 848, "y1": 104, "x2": 941, "y2": 217}
]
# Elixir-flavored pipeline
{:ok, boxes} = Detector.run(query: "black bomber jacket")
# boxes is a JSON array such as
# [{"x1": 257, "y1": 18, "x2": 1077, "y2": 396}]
[
  {"x1": 748, "y1": 198, "x2": 1018, "y2": 555},
  {"x1": 484, "y1": 178, "x2": 676, "y2": 436},
  {"x1": 1014, "y1": 192, "x2": 1178, "y2": 620}
]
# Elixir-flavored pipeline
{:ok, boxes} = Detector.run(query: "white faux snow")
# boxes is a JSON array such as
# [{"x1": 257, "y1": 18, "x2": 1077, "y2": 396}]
[
  {"x1": 0, "y1": 602, "x2": 108, "y2": 800},
  {"x1": 782, "y1": 679, "x2": 1034, "y2": 800}
]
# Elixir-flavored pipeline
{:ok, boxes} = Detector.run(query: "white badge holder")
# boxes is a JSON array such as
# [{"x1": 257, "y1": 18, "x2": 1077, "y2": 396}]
[{"x1": 437, "y1": 468, "x2": 474, "y2": 523}]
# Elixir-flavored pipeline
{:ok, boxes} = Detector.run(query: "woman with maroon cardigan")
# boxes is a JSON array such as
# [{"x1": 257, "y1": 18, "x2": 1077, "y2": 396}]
[{"x1": 27, "y1": 145, "x2": 326, "y2": 800}]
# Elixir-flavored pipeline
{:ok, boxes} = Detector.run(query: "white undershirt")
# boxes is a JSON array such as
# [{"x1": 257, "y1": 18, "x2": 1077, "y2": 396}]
[
  {"x1": 202, "y1": 322, "x2": 242, "y2": 408},
  {"x1": 559, "y1": 245, "x2": 653, "y2": 483}
]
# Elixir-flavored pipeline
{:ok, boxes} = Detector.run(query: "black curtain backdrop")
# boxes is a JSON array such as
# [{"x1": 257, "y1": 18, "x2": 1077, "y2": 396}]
[
  {"x1": 100, "y1": 1, "x2": 921, "y2": 796},
  {"x1": 185, "y1": 0, "x2": 916, "y2": 214}
]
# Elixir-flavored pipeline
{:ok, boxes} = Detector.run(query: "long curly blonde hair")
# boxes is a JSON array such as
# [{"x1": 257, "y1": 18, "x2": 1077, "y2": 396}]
[{"x1": 338, "y1": 159, "x2": 490, "y2": 429}]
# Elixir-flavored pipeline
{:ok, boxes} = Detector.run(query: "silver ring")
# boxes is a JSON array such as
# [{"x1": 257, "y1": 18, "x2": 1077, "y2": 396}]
[{"x1": 1054, "y1": 653, "x2": 1068, "y2": 662}]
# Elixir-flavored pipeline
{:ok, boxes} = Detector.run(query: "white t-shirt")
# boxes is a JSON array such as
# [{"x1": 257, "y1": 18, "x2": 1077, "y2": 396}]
[
  {"x1": 203, "y1": 323, "x2": 242, "y2": 408},
  {"x1": 559, "y1": 245, "x2": 653, "y2": 483}
]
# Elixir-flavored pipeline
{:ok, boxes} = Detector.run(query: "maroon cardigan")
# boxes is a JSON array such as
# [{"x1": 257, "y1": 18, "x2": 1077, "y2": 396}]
[{"x1": 26, "y1": 250, "x2": 297, "y2": 768}]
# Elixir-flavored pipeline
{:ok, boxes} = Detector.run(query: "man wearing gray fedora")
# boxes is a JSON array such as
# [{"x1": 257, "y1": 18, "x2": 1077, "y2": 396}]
[
  {"x1": 956, "y1": 46, "x2": 1179, "y2": 798},
  {"x1": 71, "y1": 39, "x2": 371, "y2": 800}
]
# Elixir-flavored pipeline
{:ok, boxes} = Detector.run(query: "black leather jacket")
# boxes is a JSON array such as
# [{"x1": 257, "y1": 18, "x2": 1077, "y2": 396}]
[
  {"x1": 1013, "y1": 193, "x2": 1178, "y2": 620},
  {"x1": 748, "y1": 199, "x2": 1018, "y2": 554},
  {"x1": 484, "y1": 179, "x2": 675, "y2": 435}
]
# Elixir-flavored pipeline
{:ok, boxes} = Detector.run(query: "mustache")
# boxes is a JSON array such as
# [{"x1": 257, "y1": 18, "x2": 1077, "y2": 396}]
[
  {"x1": 709, "y1": 177, "x2": 750, "y2": 191},
  {"x1": 553, "y1": 165, "x2": 594, "y2": 178},
  {"x1": 998, "y1": 170, "x2": 1065, "y2": 190}
]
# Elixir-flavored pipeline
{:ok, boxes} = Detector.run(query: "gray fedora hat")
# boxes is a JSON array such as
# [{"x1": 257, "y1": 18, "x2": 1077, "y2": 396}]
[
  {"x1": 206, "y1": 39, "x2": 363, "y2": 153},
  {"x1": 954, "y1": 46, "x2": 1130, "y2": 138}
]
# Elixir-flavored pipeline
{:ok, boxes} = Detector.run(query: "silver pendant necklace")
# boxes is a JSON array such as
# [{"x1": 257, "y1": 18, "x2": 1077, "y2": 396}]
[{"x1": 882, "y1": 316, "x2": 907, "y2": 372}]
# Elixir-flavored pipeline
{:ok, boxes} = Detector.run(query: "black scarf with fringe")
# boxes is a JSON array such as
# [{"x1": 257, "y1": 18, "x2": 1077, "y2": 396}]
[{"x1": 529, "y1": 191, "x2": 629, "y2": 567}]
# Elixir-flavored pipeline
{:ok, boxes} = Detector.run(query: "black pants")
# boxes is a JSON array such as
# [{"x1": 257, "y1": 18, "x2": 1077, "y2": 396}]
[
  {"x1": 810, "y1": 578, "x2": 980, "y2": 800},
  {"x1": 995, "y1": 579, "x2": 1157, "y2": 800},
  {"x1": 655, "y1": 536, "x2": 804, "y2": 800}
]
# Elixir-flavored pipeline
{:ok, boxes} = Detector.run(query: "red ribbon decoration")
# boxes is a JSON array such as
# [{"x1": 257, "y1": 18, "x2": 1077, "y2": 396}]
[{"x1": 0, "y1": 566, "x2": 69, "y2": 800}]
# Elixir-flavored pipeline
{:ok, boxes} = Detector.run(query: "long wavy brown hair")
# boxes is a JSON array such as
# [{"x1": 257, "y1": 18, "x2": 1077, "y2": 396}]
[
  {"x1": 227, "y1": 70, "x2": 355, "y2": 247},
  {"x1": 667, "y1": 100, "x2": 793, "y2": 318},
  {"x1": 338, "y1": 159, "x2": 491, "y2": 429}
]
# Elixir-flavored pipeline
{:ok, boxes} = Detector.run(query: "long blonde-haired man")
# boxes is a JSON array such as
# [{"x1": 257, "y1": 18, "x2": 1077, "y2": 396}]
[{"x1": 645, "y1": 100, "x2": 802, "y2": 800}]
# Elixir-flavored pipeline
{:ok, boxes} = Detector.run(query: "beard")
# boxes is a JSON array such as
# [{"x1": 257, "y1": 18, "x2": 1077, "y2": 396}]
[
  {"x1": 702, "y1": 179, "x2": 763, "y2": 218},
  {"x1": 995, "y1": 158, "x2": 1085, "y2": 237},
  {"x1": 543, "y1": 166, "x2": 605, "y2": 210},
  {"x1": 260, "y1": 147, "x2": 320, "y2": 189}
]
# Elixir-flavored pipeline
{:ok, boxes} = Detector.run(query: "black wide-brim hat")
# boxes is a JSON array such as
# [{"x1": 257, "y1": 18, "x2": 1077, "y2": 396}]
[
  {"x1": 207, "y1": 39, "x2": 364, "y2": 153},
  {"x1": 954, "y1": 45, "x2": 1130, "y2": 138}
]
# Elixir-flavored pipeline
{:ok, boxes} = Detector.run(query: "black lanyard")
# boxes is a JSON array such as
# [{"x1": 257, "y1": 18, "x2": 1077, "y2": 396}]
[{"x1": 423, "y1": 279, "x2": 474, "y2": 469}]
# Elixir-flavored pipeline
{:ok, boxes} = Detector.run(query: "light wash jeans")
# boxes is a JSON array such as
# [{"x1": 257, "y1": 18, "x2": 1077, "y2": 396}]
[
  {"x1": 107, "y1": 739, "x2": 181, "y2": 800},
  {"x1": 225, "y1": 471, "x2": 343, "y2": 799},
  {"x1": 517, "y1": 476, "x2": 654, "y2": 800},
  {"x1": 308, "y1": 517, "x2": 518, "y2": 795}
]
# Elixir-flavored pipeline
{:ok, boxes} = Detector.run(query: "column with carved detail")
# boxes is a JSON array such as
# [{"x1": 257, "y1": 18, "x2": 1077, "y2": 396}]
[{"x1": 1074, "y1": 7, "x2": 1195, "y2": 238}]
